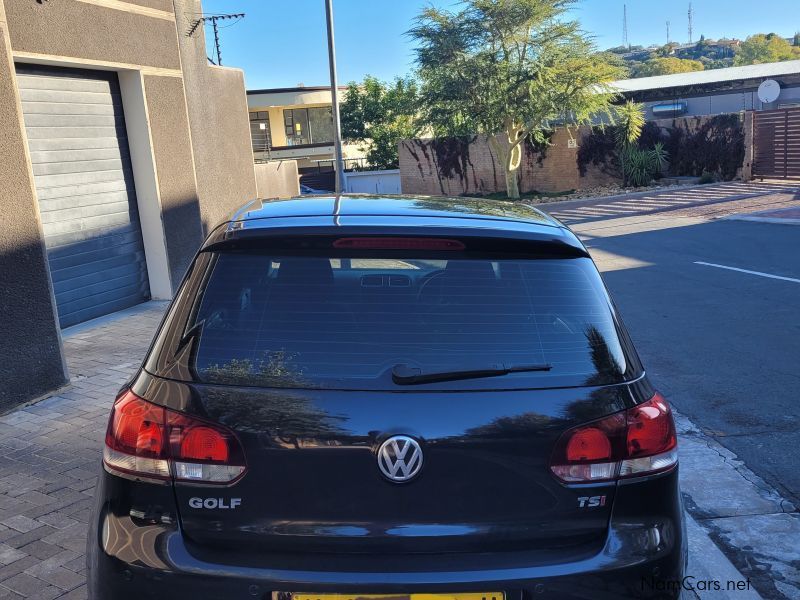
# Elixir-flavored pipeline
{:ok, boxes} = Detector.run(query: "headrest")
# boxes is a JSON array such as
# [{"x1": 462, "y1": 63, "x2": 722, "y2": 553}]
[
  {"x1": 443, "y1": 260, "x2": 496, "y2": 283},
  {"x1": 276, "y1": 257, "x2": 334, "y2": 285}
]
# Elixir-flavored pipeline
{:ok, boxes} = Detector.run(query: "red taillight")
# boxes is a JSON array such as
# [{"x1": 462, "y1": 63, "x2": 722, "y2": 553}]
[
  {"x1": 333, "y1": 237, "x2": 465, "y2": 250},
  {"x1": 104, "y1": 391, "x2": 246, "y2": 484},
  {"x1": 180, "y1": 426, "x2": 229, "y2": 462},
  {"x1": 566, "y1": 427, "x2": 612, "y2": 461},
  {"x1": 627, "y1": 394, "x2": 676, "y2": 458},
  {"x1": 550, "y1": 393, "x2": 677, "y2": 483}
]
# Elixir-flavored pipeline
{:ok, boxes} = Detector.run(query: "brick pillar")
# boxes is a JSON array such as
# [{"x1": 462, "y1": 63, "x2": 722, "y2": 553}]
[{"x1": 742, "y1": 110, "x2": 754, "y2": 181}]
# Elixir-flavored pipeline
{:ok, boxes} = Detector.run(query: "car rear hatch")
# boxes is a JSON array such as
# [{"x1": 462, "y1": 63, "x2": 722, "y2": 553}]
[{"x1": 141, "y1": 235, "x2": 650, "y2": 557}]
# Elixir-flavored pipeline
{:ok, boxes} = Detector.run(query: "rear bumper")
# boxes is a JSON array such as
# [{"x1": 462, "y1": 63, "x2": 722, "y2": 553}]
[{"x1": 88, "y1": 468, "x2": 686, "y2": 600}]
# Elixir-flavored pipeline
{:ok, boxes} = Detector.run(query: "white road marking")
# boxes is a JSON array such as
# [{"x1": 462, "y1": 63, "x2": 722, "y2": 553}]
[{"x1": 694, "y1": 261, "x2": 800, "y2": 284}]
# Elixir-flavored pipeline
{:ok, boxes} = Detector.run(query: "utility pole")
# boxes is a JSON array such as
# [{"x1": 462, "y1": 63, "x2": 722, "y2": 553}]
[
  {"x1": 688, "y1": 2, "x2": 693, "y2": 43},
  {"x1": 325, "y1": 0, "x2": 345, "y2": 194},
  {"x1": 666, "y1": 21, "x2": 671, "y2": 45},
  {"x1": 188, "y1": 13, "x2": 245, "y2": 66},
  {"x1": 622, "y1": 4, "x2": 629, "y2": 49}
]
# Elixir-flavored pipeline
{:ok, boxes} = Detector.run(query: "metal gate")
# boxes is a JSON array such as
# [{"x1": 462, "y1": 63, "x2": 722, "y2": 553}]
[
  {"x1": 17, "y1": 64, "x2": 151, "y2": 328},
  {"x1": 752, "y1": 107, "x2": 800, "y2": 180}
]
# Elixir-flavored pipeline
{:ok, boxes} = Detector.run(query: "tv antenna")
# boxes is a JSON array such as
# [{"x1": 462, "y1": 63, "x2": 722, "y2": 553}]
[
  {"x1": 688, "y1": 2, "x2": 694, "y2": 43},
  {"x1": 188, "y1": 13, "x2": 245, "y2": 65}
]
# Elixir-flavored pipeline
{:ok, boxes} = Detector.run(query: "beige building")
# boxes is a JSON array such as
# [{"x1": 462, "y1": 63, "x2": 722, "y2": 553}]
[
  {"x1": 247, "y1": 86, "x2": 362, "y2": 176},
  {"x1": 0, "y1": 0, "x2": 277, "y2": 409}
]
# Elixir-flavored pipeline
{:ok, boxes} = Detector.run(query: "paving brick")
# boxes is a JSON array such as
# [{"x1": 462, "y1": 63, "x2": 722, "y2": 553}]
[
  {"x1": 0, "y1": 555, "x2": 39, "y2": 583},
  {"x1": 0, "y1": 517, "x2": 39, "y2": 534},
  {"x1": 5, "y1": 526, "x2": 57, "y2": 550},
  {"x1": 0, "y1": 547, "x2": 25, "y2": 568},
  {"x1": 28, "y1": 565, "x2": 83, "y2": 591},
  {"x1": 1, "y1": 573, "x2": 45, "y2": 596},
  {"x1": 34, "y1": 514, "x2": 79, "y2": 532},
  {"x1": 26, "y1": 586, "x2": 63, "y2": 600},
  {"x1": 58, "y1": 584, "x2": 87, "y2": 600},
  {"x1": 26, "y1": 550, "x2": 80, "y2": 573},
  {"x1": 16, "y1": 541, "x2": 60, "y2": 561},
  {"x1": 0, "y1": 587, "x2": 24, "y2": 599}
]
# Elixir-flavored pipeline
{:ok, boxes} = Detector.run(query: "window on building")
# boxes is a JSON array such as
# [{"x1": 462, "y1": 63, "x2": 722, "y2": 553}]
[
  {"x1": 249, "y1": 111, "x2": 272, "y2": 154},
  {"x1": 283, "y1": 107, "x2": 334, "y2": 146}
]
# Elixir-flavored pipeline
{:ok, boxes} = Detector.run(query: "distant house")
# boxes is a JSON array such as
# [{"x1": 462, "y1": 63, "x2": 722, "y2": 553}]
[
  {"x1": 612, "y1": 60, "x2": 800, "y2": 118},
  {"x1": 247, "y1": 86, "x2": 361, "y2": 172},
  {"x1": 671, "y1": 39, "x2": 740, "y2": 60}
]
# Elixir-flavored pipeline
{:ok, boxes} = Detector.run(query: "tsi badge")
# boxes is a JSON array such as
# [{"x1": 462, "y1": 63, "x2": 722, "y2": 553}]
[
  {"x1": 577, "y1": 495, "x2": 606, "y2": 508},
  {"x1": 189, "y1": 497, "x2": 241, "y2": 510}
]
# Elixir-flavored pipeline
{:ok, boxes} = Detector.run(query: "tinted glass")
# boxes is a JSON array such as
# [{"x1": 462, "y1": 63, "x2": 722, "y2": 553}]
[
  {"x1": 307, "y1": 106, "x2": 334, "y2": 144},
  {"x1": 189, "y1": 253, "x2": 628, "y2": 389}
]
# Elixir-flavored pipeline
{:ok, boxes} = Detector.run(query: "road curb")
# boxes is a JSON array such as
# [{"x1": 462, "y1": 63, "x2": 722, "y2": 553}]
[
  {"x1": 685, "y1": 514, "x2": 763, "y2": 599},
  {"x1": 674, "y1": 409, "x2": 799, "y2": 598},
  {"x1": 722, "y1": 215, "x2": 800, "y2": 225}
]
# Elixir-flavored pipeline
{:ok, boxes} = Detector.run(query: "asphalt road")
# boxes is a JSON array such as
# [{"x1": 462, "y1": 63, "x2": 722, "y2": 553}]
[{"x1": 554, "y1": 201, "x2": 800, "y2": 505}]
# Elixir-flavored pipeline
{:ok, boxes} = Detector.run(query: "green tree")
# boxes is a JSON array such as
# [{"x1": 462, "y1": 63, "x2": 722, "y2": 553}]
[
  {"x1": 794, "y1": 32, "x2": 800, "y2": 47},
  {"x1": 595, "y1": 51, "x2": 631, "y2": 78},
  {"x1": 635, "y1": 57, "x2": 705, "y2": 76},
  {"x1": 655, "y1": 43, "x2": 679, "y2": 57},
  {"x1": 408, "y1": 0, "x2": 624, "y2": 199},
  {"x1": 340, "y1": 76, "x2": 421, "y2": 169},
  {"x1": 734, "y1": 33, "x2": 800, "y2": 65}
]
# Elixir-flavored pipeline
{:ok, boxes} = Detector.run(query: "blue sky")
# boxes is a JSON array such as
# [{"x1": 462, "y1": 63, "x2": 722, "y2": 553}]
[{"x1": 199, "y1": 0, "x2": 800, "y2": 89}]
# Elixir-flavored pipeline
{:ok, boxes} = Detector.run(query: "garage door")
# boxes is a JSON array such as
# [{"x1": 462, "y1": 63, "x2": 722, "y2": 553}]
[{"x1": 16, "y1": 65, "x2": 150, "y2": 328}]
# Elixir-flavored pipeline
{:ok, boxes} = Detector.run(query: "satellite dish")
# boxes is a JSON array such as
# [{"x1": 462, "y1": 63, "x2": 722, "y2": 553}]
[{"x1": 758, "y1": 79, "x2": 781, "y2": 104}]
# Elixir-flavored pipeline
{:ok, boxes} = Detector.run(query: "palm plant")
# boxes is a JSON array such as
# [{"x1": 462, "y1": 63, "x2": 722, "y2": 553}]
[{"x1": 614, "y1": 102, "x2": 669, "y2": 186}]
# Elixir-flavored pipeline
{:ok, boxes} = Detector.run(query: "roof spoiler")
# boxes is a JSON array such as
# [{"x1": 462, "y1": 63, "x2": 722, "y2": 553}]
[{"x1": 202, "y1": 225, "x2": 590, "y2": 259}]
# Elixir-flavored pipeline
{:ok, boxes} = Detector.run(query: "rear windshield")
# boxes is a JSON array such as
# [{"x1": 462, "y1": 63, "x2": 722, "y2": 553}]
[{"x1": 184, "y1": 253, "x2": 630, "y2": 390}]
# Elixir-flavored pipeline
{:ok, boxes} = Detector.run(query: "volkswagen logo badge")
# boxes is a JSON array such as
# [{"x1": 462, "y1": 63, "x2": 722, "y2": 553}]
[{"x1": 377, "y1": 435, "x2": 423, "y2": 483}]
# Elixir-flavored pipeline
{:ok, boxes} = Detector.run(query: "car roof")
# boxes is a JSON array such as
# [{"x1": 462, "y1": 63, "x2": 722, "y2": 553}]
[
  {"x1": 230, "y1": 194, "x2": 558, "y2": 225},
  {"x1": 203, "y1": 194, "x2": 584, "y2": 255}
]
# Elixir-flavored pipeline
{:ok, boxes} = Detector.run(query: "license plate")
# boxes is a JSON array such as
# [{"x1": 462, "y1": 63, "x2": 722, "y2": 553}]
[{"x1": 284, "y1": 594, "x2": 504, "y2": 600}]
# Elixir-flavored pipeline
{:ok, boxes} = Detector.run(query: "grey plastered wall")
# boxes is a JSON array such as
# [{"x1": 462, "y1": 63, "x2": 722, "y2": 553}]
[
  {"x1": 174, "y1": 0, "x2": 258, "y2": 231},
  {"x1": 4, "y1": 0, "x2": 181, "y2": 70},
  {"x1": 143, "y1": 74, "x2": 204, "y2": 287},
  {"x1": 255, "y1": 161, "x2": 301, "y2": 199},
  {"x1": 122, "y1": 0, "x2": 173, "y2": 11},
  {"x1": 0, "y1": 3, "x2": 67, "y2": 409}
]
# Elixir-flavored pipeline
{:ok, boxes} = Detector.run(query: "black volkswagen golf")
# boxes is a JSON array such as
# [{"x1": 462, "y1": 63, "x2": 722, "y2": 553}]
[{"x1": 87, "y1": 196, "x2": 686, "y2": 599}]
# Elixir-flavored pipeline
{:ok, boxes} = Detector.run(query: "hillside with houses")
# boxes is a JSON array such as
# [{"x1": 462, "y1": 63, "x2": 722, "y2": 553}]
[{"x1": 606, "y1": 32, "x2": 800, "y2": 78}]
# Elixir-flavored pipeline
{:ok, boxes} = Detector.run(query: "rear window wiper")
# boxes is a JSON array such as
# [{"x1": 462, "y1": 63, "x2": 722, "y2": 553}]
[{"x1": 391, "y1": 362, "x2": 552, "y2": 385}]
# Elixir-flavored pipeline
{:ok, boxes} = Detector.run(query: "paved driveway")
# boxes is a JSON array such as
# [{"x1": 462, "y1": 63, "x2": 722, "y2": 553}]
[{"x1": 0, "y1": 302, "x2": 166, "y2": 599}]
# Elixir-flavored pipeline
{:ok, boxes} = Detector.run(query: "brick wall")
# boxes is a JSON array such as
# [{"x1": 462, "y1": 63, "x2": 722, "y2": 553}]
[
  {"x1": 649, "y1": 113, "x2": 746, "y2": 180},
  {"x1": 399, "y1": 127, "x2": 618, "y2": 197},
  {"x1": 399, "y1": 114, "x2": 749, "y2": 196}
]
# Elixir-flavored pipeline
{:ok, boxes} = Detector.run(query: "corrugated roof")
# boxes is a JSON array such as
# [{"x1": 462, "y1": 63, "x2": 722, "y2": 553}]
[{"x1": 611, "y1": 60, "x2": 800, "y2": 93}]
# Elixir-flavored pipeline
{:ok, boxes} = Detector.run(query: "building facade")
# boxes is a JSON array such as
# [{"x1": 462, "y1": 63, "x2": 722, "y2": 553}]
[
  {"x1": 0, "y1": 0, "x2": 258, "y2": 409},
  {"x1": 247, "y1": 86, "x2": 362, "y2": 172},
  {"x1": 613, "y1": 60, "x2": 800, "y2": 119}
]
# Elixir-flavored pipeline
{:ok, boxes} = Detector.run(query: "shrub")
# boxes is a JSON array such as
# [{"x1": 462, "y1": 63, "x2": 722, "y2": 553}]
[
  {"x1": 698, "y1": 171, "x2": 717, "y2": 184},
  {"x1": 578, "y1": 114, "x2": 744, "y2": 183},
  {"x1": 664, "y1": 114, "x2": 744, "y2": 180}
]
